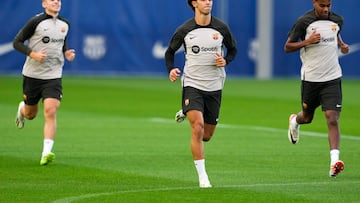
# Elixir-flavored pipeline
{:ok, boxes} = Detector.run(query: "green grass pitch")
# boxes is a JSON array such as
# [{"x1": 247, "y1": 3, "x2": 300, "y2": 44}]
[{"x1": 0, "y1": 76, "x2": 359, "y2": 202}]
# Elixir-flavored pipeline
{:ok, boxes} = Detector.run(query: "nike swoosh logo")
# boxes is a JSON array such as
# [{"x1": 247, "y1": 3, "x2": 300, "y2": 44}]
[
  {"x1": 152, "y1": 41, "x2": 184, "y2": 59},
  {"x1": 339, "y1": 43, "x2": 360, "y2": 58},
  {"x1": 0, "y1": 42, "x2": 14, "y2": 55}
]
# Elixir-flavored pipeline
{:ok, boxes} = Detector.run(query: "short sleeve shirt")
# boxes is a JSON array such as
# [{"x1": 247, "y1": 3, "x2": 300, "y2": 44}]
[
  {"x1": 167, "y1": 17, "x2": 237, "y2": 91},
  {"x1": 14, "y1": 13, "x2": 70, "y2": 79},
  {"x1": 288, "y1": 10, "x2": 344, "y2": 82}
]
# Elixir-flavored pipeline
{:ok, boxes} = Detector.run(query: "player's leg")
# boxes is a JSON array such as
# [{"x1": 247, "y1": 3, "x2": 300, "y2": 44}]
[
  {"x1": 15, "y1": 77, "x2": 41, "y2": 128},
  {"x1": 23, "y1": 103, "x2": 39, "y2": 120},
  {"x1": 202, "y1": 90, "x2": 221, "y2": 142},
  {"x1": 325, "y1": 110, "x2": 340, "y2": 150},
  {"x1": 191, "y1": 89, "x2": 221, "y2": 187},
  {"x1": 183, "y1": 87, "x2": 211, "y2": 188},
  {"x1": 182, "y1": 87, "x2": 206, "y2": 160},
  {"x1": 40, "y1": 98, "x2": 59, "y2": 165},
  {"x1": 321, "y1": 78, "x2": 344, "y2": 177},
  {"x1": 40, "y1": 79, "x2": 62, "y2": 166},
  {"x1": 187, "y1": 110, "x2": 205, "y2": 160},
  {"x1": 187, "y1": 110, "x2": 211, "y2": 188},
  {"x1": 288, "y1": 81, "x2": 318, "y2": 144},
  {"x1": 203, "y1": 124, "x2": 216, "y2": 141},
  {"x1": 326, "y1": 110, "x2": 344, "y2": 177}
]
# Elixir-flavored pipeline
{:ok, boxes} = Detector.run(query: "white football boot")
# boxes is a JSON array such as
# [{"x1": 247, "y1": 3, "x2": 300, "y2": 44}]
[
  {"x1": 15, "y1": 101, "x2": 25, "y2": 129},
  {"x1": 288, "y1": 114, "x2": 299, "y2": 144},
  {"x1": 175, "y1": 109, "x2": 186, "y2": 123}
]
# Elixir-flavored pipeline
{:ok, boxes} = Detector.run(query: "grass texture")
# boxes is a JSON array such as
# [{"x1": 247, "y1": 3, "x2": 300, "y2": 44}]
[{"x1": 0, "y1": 76, "x2": 359, "y2": 202}]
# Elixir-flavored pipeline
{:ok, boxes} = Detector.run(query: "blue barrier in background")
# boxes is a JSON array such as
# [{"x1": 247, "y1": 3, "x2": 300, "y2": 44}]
[{"x1": 0, "y1": 0, "x2": 358, "y2": 78}]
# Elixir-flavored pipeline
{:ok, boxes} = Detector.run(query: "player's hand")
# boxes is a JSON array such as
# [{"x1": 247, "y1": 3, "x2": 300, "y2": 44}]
[
  {"x1": 65, "y1": 49, "x2": 76, "y2": 61},
  {"x1": 169, "y1": 68, "x2": 181, "y2": 82},
  {"x1": 340, "y1": 43, "x2": 349, "y2": 54},
  {"x1": 30, "y1": 50, "x2": 47, "y2": 63},
  {"x1": 215, "y1": 53, "x2": 226, "y2": 67},
  {"x1": 308, "y1": 31, "x2": 321, "y2": 44}
]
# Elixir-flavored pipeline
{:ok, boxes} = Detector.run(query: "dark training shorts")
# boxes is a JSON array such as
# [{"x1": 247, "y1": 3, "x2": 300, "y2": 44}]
[
  {"x1": 182, "y1": 86, "x2": 222, "y2": 125},
  {"x1": 22, "y1": 76, "x2": 62, "y2": 105},
  {"x1": 301, "y1": 78, "x2": 342, "y2": 112}
]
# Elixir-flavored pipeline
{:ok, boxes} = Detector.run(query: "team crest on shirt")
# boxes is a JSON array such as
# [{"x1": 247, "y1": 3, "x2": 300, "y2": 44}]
[
  {"x1": 213, "y1": 33, "x2": 219, "y2": 40},
  {"x1": 331, "y1": 25, "x2": 337, "y2": 32},
  {"x1": 185, "y1": 99, "x2": 190, "y2": 106},
  {"x1": 302, "y1": 102, "x2": 308, "y2": 110},
  {"x1": 61, "y1": 27, "x2": 66, "y2": 33}
]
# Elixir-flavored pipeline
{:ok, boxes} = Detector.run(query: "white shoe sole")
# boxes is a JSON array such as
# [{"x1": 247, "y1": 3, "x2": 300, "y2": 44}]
[
  {"x1": 288, "y1": 114, "x2": 299, "y2": 144},
  {"x1": 15, "y1": 101, "x2": 25, "y2": 129},
  {"x1": 175, "y1": 110, "x2": 186, "y2": 123}
]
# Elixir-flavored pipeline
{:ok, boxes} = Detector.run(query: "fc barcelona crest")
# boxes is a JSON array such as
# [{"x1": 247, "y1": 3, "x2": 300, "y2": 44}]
[
  {"x1": 83, "y1": 35, "x2": 106, "y2": 60},
  {"x1": 213, "y1": 33, "x2": 219, "y2": 40}
]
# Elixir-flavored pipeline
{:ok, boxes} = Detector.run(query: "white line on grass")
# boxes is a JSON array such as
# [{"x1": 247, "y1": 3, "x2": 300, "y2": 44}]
[
  {"x1": 52, "y1": 118, "x2": 360, "y2": 203},
  {"x1": 150, "y1": 117, "x2": 360, "y2": 141},
  {"x1": 53, "y1": 181, "x2": 360, "y2": 203}
]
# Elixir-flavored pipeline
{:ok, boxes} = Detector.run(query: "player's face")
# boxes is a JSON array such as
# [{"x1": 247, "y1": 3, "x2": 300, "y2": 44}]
[
  {"x1": 43, "y1": 0, "x2": 62, "y2": 15},
  {"x1": 313, "y1": 0, "x2": 331, "y2": 19},
  {"x1": 194, "y1": 0, "x2": 213, "y2": 15}
]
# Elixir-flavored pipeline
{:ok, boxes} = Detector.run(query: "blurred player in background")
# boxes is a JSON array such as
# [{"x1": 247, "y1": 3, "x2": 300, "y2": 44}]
[
  {"x1": 284, "y1": 0, "x2": 349, "y2": 177},
  {"x1": 165, "y1": 0, "x2": 237, "y2": 187},
  {"x1": 13, "y1": 0, "x2": 75, "y2": 165}
]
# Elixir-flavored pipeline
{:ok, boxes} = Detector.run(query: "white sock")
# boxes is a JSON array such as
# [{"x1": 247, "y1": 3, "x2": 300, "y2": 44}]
[
  {"x1": 194, "y1": 159, "x2": 208, "y2": 181},
  {"x1": 330, "y1": 149, "x2": 340, "y2": 166},
  {"x1": 42, "y1": 139, "x2": 54, "y2": 157}
]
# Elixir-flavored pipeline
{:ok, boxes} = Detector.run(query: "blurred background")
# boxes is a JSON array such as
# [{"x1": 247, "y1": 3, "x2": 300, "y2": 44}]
[{"x1": 1, "y1": 0, "x2": 359, "y2": 79}]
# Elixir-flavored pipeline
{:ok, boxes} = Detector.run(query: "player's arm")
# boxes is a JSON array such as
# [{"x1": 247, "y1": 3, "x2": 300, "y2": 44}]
[
  {"x1": 216, "y1": 44, "x2": 237, "y2": 68},
  {"x1": 165, "y1": 46, "x2": 181, "y2": 82},
  {"x1": 165, "y1": 47, "x2": 176, "y2": 73},
  {"x1": 13, "y1": 16, "x2": 48, "y2": 63},
  {"x1": 223, "y1": 44, "x2": 237, "y2": 66},
  {"x1": 63, "y1": 37, "x2": 76, "y2": 62},
  {"x1": 165, "y1": 32, "x2": 184, "y2": 82},
  {"x1": 220, "y1": 24, "x2": 237, "y2": 65},
  {"x1": 338, "y1": 34, "x2": 349, "y2": 54},
  {"x1": 13, "y1": 19, "x2": 36, "y2": 56},
  {"x1": 284, "y1": 31, "x2": 321, "y2": 53}
]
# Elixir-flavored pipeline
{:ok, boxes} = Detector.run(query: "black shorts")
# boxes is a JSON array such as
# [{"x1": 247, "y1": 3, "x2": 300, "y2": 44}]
[
  {"x1": 22, "y1": 76, "x2": 62, "y2": 105},
  {"x1": 301, "y1": 78, "x2": 342, "y2": 112},
  {"x1": 182, "y1": 86, "x2": 222, "y2": 125}
]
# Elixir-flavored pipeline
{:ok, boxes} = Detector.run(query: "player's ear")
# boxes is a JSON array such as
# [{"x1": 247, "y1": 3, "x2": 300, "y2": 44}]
[{"x1": 42, "y1": 0, "x2": 47, "y2": 9}]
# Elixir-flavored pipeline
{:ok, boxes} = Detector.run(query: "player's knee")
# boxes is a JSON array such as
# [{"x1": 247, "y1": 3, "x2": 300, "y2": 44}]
[
  {"x1": 327, "y1": 117, "x2": 339, "y2": 127},
  {"x1": 202, "y1": 132, "x2": 213, "y2": 142},
  {"x1": 25, "y1": 113, "x2": 36, "y2": 120},
  {"x1": 192, "y1": 122, "x2": 204, "y2": 133},
  {"x1": 302, "y1": 115, "x2": 313, "y2": 124},
  {"x1": 303, "y1": 118, "x2": 312, "y2": 124},
  {"x1": 203, "y1": 135, "x2": 210, "y2": 142},
  {"x1": 203, "y1": 137, "x2": 211, "y2": 142}
]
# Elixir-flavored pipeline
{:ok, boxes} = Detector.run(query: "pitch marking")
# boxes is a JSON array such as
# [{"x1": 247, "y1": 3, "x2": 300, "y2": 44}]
[
  {"x1": 150, "y1": 117, "x2": 360, "y2": 140},
  {"x1": 53, "y1": 181, "x2": 360, "y2": 203},
  {"x1": 52, "y1": 118, "x2": 360, "y2": 203}
]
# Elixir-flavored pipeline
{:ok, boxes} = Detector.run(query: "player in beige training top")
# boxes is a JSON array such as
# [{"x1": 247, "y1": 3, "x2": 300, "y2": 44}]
[
  {"x1": 285, "y1": 0, "x2": 349, "y2": 177},
  {"x1": 165, "y1": 0, "x2": 237, "y2": 188},
  {"x1": 13, "y1": 0, "x2": 75, "y2": 166}
]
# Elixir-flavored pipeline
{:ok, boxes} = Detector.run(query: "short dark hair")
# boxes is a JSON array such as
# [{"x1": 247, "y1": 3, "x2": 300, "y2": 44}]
[{"x1": 187, "y1": 0, "x2": 195, "y2": 11}]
